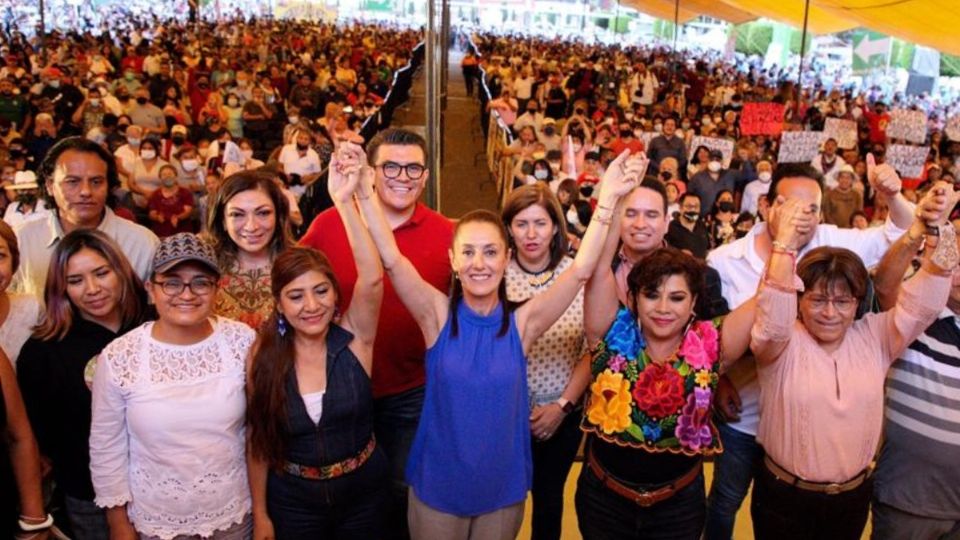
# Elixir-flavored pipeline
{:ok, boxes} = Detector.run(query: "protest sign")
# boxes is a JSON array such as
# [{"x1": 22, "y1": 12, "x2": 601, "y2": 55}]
[
  {"x1": 885, "y1": 144, "x2": 930, "y2": 178},
  {"x1": 740, "y1": 103, "x2": 785, "y2": 136},
  {"x1": 688, "y1": 136, "x2": 735, "y2": 167},
  {"x1": 823, "y1": 118, "x2": 858, "y2": 149},
  {"x1": 778, "y1": 131, "x2": 827, "y2": 163},
  {"x1": 945, "y1": 115, "x2": 960, "y2": 142},
  {"x1": 886, "y1": 109, "x2": 927, "y2": 144}
]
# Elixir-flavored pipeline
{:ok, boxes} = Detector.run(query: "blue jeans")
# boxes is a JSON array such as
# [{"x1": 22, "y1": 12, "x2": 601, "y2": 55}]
[
  {"x1": 575, "y1": 459, "x2": 706, "y2": 540},
  {"x1": 63, "y1": 495, "x2": 109, "y2": 540},
  {"x1": 704, "y1": 422, "x2": 763, "y2": 540},
  {"x1": 373, "y1": 385, "x2": 425, "y2": 540}
]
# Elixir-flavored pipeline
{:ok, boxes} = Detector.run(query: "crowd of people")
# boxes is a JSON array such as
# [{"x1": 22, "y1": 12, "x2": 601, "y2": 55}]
[{"x1": 0, "y1": 12, "x2": 959, "y2": 540}]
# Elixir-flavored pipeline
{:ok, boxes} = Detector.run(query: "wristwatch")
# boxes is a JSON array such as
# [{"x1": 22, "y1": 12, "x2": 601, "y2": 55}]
[{"x1": 556, "y1": 397, "x2": 575, "y2": 414}]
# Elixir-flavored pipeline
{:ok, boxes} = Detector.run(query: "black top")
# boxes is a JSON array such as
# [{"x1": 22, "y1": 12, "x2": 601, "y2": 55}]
[
  {"x1": 592, "y1": 435, "x2": 700, "y2": 485},
  {"x1": 666, "y1": 219, "x2": 711, "y2": 260},
  {"x1": 17, "y1": 317, "x2": 127, "y2": 501}
]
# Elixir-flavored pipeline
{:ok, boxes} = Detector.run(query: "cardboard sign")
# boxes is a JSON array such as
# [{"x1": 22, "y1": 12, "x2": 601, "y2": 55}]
[
  {"x1": 885, "y1": 144, "x2": 930, "y2": 178},
  {"x1": 945, "y1": 115, "x2": 960, "y2": 142},
  {"x1": 778, "y1": 131, "x2": 827, "y2": 163},
  {"x1": 740, "y1": 102, "x2": 785, "y2": 136},
  {"x1": 886, "y1": 109, "x2": 928, "y2": 144},
  {"x1": 823, "y1": 118, "x2": 858, "y2": 149},
  {"x1": 688, "y1": 136, "x2": 735, "y2": 167}
]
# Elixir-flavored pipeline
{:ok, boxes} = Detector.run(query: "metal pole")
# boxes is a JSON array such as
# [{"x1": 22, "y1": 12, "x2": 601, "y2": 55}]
[
  {"x1": 38, "y1": 0, "x2": 46, "y2": 64},
  {"x1": 425, "y1": 0, "x2": 442, "y2": 210},
  {"x1": 670, "y1": 0, "x2": 679, "y2": 87},
  {"x1": 796, "y1": 0, "x2": 811, "y2": 116}
]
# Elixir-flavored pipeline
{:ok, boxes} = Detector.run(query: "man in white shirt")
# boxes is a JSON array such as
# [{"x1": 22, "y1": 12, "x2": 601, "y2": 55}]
[
  {"x1": 14, "y1": 137, "x2": 159, "y2": 298},
  {"x1": 810, "y1": 137, "x2": 846, "y2": 190},
  {"x1": 741, "y1": 160, "x2": 773, "y2": 217},
  {"x1": 703, "y1": 160, "x2": 924, "y2": 540}
]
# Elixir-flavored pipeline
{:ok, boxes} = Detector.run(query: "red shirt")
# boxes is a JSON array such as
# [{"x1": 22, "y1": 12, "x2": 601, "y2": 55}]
[
  {"x1": 863, "y1": 110, "x2": 890, "y2": 144},
  {"x1": 610, "y1": 138, "x2": 644, "y2": 156},
  {"x1": 300, "y1": 203, "x2": 454, "y2": 398}
]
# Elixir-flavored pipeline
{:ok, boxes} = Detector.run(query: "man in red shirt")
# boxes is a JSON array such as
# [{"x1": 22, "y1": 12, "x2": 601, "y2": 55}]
[
  {"x1": 300, "y1": 128, "x2": 452, "y2": 540},
  {"x1": 863, "y1": 100, "x2": 891, "y2": 145}
]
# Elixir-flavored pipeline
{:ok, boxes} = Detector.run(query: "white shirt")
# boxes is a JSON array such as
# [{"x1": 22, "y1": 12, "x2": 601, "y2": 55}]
[
  {"x1": 90, "y1": 318, "x2": 255, "y2": 539},
  {"x1": 0, "y1": 293, "x2": 41, "y2": 369},
  {"x1": 810, "y1": 154, "x2": 846, "y2": 190},
  {"x1": 277, "y1": 144, "x2": 322, "y2": 178},
  {"x1": 3, "y1": 199, "x2": 51, "y2": 229},
  {"x1": 13, "y1": 208, "x2": 159, "y2": 300},
  {"x1": 114, "y1": 144, "x2": 139, "y2": 188},
  {"x1": 741, "y1": 179, "x2": 771, "y2": 217},
  {"x1": 706, "y1": 219, "x2": 905, "y2": 436}
]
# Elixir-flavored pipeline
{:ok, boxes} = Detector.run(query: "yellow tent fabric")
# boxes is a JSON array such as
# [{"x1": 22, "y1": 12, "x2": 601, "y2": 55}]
[
  {"x1": 644, "y1": 0, "x2": 758, "y2": 24},
  {"x1": 715, "y1": 0, "x2": 859, "y2": 34},
  {"x1": 620, "y1": 0, "x2": 700, "y2": 24},
  {"x1": 815, "y1": 0, "x2": 960, "y2": 56}
]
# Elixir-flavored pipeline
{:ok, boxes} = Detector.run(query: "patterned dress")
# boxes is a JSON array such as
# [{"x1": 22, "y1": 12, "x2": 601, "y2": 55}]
[{"x1": 214, "y1": 262, "x2": 273, "y2": 331}]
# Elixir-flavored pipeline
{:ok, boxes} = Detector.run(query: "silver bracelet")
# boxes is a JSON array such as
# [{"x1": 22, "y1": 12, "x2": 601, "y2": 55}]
[{"x1": 18, "y1": 514, "x2": 53, "y2": 532}]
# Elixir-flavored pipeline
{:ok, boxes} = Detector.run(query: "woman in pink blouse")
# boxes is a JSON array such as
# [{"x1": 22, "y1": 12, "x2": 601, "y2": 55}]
[{"x1": 750, "y1": 192, "x2": 959, "y2": 540}]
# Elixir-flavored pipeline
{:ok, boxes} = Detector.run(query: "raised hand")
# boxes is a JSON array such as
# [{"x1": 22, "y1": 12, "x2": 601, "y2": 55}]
[
  {"x1": 916, "y1": 181, "x2": 960, "y2": 227},
  {"x1": 598, "y1": 150, "x2": 647, "y2": 201},
  {"x1": 328, "y1": 143, "x2": 365, "y2": 204},
  {"x1": 866, "y1": 153, "x2": 902, "y2": 198}
]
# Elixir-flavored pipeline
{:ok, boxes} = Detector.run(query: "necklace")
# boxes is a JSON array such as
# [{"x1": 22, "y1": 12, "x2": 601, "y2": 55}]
[{"x1": 515, "y1": 258, "x2": 555, "y2": 288}]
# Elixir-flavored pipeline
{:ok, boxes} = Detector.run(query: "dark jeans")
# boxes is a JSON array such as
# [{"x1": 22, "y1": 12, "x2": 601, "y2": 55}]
[
  {"x1": 63, "y1": 495, "x2": 109, "y2": 540},
  {"x1": 751, "y1": 461, "x2": 872, "y2": 540},
  {"x1": 373, "y1": 385, "x2": 425, "y2": 540},
  {"x1": 267, "y1": 449, "x2": 388, "y2": 540},
  {"x1": 575, "y1": 459, "x2": 706, "y2": 540},
  {"x1": 871, "y1": 500, "x2": 960, "y2": 540},
  {"x1": 704, "y1": 422, "x2": 763, "y2": 540},
  {"x1": 530, "y1": 409, "x2": 583, "y2": 540}
]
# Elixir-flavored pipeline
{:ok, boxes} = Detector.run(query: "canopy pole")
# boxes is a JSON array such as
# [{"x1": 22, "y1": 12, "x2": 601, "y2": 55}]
[
  {"x1": 670, "y1": 0, "x2": 680, "y2": 88},
  {"x1": 796, "y1": 0, "x2": 811, "y2": 116}
]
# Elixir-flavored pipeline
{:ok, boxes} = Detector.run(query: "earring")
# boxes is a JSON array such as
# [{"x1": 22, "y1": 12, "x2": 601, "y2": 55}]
[
  {"x1": 683, "y1": 312, "x2": 697, "y2": 336},
  {"x1": 277, "y1": 314, "x2": 288, "y2": 337}
]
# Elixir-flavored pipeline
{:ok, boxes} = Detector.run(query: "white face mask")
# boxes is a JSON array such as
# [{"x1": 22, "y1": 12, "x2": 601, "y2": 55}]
[
  {"x1": 241, "y1": 149, "x2": 254, "y2": 161},
  {"x1": 181, "y1": 158, "x2": 199, "y2": 171},
  {"x1": 708, "y1": 161, "x2": 722, "y2": 172},
  {"x1": 288, "y1": 116, "x2": 299, "y2": 124},
  {"x1": 758, "y1": 171, "x2": 772, "y2": 182},
  {"x1": 140, "y1": 149, "x2": 156, "y2": 160},
  {"x1": 534, "y1": 169, "x2": 548, "y2": 180}
]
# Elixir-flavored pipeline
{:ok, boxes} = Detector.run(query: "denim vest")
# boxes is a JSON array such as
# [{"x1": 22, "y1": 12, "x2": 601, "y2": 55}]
[{"x1": 284, "y1": 324, "x2": 375, "y2": 466}]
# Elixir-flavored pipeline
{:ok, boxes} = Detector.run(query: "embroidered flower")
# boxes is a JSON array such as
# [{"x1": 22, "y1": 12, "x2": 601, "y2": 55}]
[
  {"x1": 607, "y1": 354, "x2": 627, "y2": 373},
  {"x1": 632, "y1": 363, "x2": 685, "y2": 419},
  {"x1": 679, "y1": 321, "x2": 719, "y2": 370},
  {"x1": 642, "y1": 423, "x2": 662, "y2": 441},
  {"x1": 606, "y1": 313, "x2": 644, "y2": 357},
  {"x1": 675, "y1": 393, "x2": 713, "y2": 450},
  {"x1": 694, "y1": 369, "x2": 712, "y2": 389},
  {"x1": 694, "y1": 386, "x2": 712, "y2": 410},
  {"x1": 587, "y1": 369, "x2": 633, "y2": 434}
]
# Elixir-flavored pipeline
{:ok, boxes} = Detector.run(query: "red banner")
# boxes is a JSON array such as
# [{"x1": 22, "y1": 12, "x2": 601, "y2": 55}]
[{"x1": 740, "y1": 103, "x2": 785, "y2": 136}]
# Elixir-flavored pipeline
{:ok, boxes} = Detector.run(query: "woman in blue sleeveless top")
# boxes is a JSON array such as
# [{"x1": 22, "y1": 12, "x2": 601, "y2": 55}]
[
  {"x1": 247, "y1": 146, "x2": 386, "y2": 539},
  {"x1": 358, "y1": 148, "x2": 647, "y2": 539}
]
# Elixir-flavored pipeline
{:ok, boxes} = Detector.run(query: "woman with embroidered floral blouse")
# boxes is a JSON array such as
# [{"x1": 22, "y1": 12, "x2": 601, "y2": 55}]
[
  {"x1": 204, "y1": 171, "x2": 294, "y2": 330},
  {"x1": 577, "y1": 199, "x2": 758, "y2": 537}
]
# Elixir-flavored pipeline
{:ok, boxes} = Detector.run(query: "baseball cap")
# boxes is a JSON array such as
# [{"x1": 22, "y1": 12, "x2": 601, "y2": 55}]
[{"x1": 151, "y1": 233, "x2": 220, "y2": 276}]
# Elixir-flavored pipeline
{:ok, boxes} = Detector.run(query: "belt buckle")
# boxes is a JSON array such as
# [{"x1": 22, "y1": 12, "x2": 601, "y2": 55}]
[
  {"x1": 824, "y1": 483, "x2": 842, "y2": 495},
  {"x1": 633, "y1": 490, "x2": 656, "y2": 507}
]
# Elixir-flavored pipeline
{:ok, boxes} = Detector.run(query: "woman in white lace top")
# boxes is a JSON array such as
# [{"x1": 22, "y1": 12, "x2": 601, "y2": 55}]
[{"x1": 90, "y1": 233, "x2": 256, "y2": 540}]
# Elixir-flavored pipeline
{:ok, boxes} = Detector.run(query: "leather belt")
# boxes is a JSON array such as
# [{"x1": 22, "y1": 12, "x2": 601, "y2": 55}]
[
  {"x1": 586, "y1": 445, "x2": 702, "y2": 507},
  {"x1": 283, "y1": 436, "x2": 376, "y2": 480},
  {"x1": 763, "y1": 454, "x2": 872, "y2": 495}
]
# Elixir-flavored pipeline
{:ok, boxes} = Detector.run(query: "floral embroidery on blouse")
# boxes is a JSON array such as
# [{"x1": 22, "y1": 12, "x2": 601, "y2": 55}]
[
  {"x1": 582, "y1": 306, "x2": 723, "y2": 456},
  {"x1": 214, "y1": 264, "x2": 274, "y2": 330}
]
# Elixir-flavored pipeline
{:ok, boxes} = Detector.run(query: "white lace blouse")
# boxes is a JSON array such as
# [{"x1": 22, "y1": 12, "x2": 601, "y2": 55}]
[
  {"x1": 89, "y1": 317, "x2": 255, "y2": 540},
  {"x1": 1, "y1": 293, "x2": 41, "y2": 368}
]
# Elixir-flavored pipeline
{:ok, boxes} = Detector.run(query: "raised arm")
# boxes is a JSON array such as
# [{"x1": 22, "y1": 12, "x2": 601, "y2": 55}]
[
  {"x1": 517, "y1": 150, "x2": 646, "y2": 352},
  {"x1": 329, "y1": 144, "x2": 384, "y2": 374},
  {"x1": 866, "y1": 152, "x2": 913, "y2": 230},
  {"x1": 355, "y1": 163, "x2": 448, "y2": 347},
  {"x1": 583, "y1": 193, "x2": 624, "y2": 344}
]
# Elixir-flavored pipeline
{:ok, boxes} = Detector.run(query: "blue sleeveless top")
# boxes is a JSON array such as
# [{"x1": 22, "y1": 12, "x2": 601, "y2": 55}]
[{"x1": 405, "y1": 301, "x2": 532, "y2": 516}]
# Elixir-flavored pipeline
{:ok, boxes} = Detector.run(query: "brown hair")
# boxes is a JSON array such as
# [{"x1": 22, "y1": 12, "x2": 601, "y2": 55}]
[
  {"x1": 626, "y1": 247, "x2": 705, "y2": 316},
  {"x1": 501, "y1": 183, "x2": 569, "y2": 272},
  {"x1": 0, "y1": 219, "x2": 20, "y2": 275},
  {"x1": 34, "y1": 230, "x2": 147, "y2": 341},
  {"x1": 449, "y1": 210, "x2": 514, "y2": 338},
  {"x1": 247, "y1": 247, "x2": 341, "y2": 468},
  {"x1": 204, "y1": 170, "x2": 293, "y2": 268},
  {"x1": 797, "y1": 246, "x2": 868, "y2": 300}
]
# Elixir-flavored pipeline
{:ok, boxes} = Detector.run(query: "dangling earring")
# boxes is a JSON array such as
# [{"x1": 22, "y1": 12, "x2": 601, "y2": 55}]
[
  {"x1": 277, "y1": 314, "x2": 288, "y2": 337},
  {"x1": 683, "y1": 312, "x2": 697, "y2": 336}
]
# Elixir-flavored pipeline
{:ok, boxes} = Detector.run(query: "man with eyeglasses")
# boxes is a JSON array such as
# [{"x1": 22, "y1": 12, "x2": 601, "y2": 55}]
[
  {"x1": 300, "y1": 128, "x2": 453, "y2": 540},
  {"x1": 702, "y1": 160, "x2": 930, "y2": 539}
]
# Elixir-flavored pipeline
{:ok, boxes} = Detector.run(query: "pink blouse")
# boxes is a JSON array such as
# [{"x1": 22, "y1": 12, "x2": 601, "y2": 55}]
[{"x1": 751, "y1": 268, "x2": 950, "y2": 483}]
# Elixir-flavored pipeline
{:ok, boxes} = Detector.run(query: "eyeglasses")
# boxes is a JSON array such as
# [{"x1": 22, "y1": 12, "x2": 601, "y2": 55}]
[
  {"x1": 378, "y1": 161, "x2": 426, "y2": 180},
  {"x1": 803, "y1": 294, "x2": 857, "y2": 311},
  {"x1": 153, "y1": 278, "x2": 216, "y2": 296}
]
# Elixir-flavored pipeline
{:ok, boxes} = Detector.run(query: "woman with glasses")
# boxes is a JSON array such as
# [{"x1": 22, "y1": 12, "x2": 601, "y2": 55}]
[
  {"x1": 17, "y1": 230, "x2": 148, "y2": 539},
  {"x1": 205, "y1": 171, "x2": 293, "y2": 330},
  {"x1": 90, "y1": 233, "x2": 256, "y2": 540},
  {"x1": 247, "y1": 146, "x2": 387, "y2": 539},
  {"x1": 749, "y1": 192, "x2": 958, "y2": 540}
]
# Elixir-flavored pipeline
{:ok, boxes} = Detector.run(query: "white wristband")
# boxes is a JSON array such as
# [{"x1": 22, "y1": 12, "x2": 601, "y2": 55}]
[{"x1": 18, "y1": 514, "x2": 53, "y2": 532}]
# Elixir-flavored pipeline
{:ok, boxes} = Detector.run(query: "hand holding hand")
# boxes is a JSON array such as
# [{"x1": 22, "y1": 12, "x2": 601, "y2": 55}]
[
  {"x1": 598, "y1": 150, "x2": 647, "y2": 201},
  {"x1": 328, "y1": 143, "x2": 365, "y2": 204}
]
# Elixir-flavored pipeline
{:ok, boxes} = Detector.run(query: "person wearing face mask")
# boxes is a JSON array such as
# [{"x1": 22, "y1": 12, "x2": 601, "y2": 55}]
[
  {"x1": 221, "y1": 92, "x2": 244, "y2": 139},
  {"x1": 538, "y1": 118, "x2": 562, "y2": 153},
  {"x1": 810, "y1": 138, "x2": 846, "y2": 190},
  {"x1": 688, "y1": 150, "x2": 738, "y2": 218},
  {"x1": 129, "y1": 137, "x2": 170, "y2": 210},
  {"x1": 513, "y1": 101, "x2": 544, "y2": 136},
  {"x1": 114, "y1": 124, "x2": 144, "y2": 190},
  {"x1": 278, "y1": 129, "x2": 323, "y2": 198},
  {"x1": 72, "y1": 88, "x2": 107, "y2": 136},
  {"x1": 128, "y1": 88, "x2": 165, "y2": 137},
  {"x1": 610, "y1": 121, "x2": 644, "y2": 156},
  {"x1": 40, "y1": 67, "x2": 84, "y2": 131},
  {"x1": 3, "y1": 171, "x2": 50, "y2": 229},
  {"x1": 147, "y1": 164, "x2": 195, "y2": 238},
  {"x1": 666, "y1": 192, "x2": 711, "y2": 259},
  {"x1": 646, "y1": 117, "x2": 687, "y2": 178},
  {"x1": 742, "y1": 160, "x2": 774, "y2": 217}
]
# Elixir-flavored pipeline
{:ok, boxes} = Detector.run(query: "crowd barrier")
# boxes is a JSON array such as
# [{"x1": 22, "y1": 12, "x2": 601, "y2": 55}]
[
  {"x1": 299, "y1": 40, "x2": 425, "y2": 230},
  {"x1": 469, "y1": 37, "x2": 516, "y2": 209}
]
